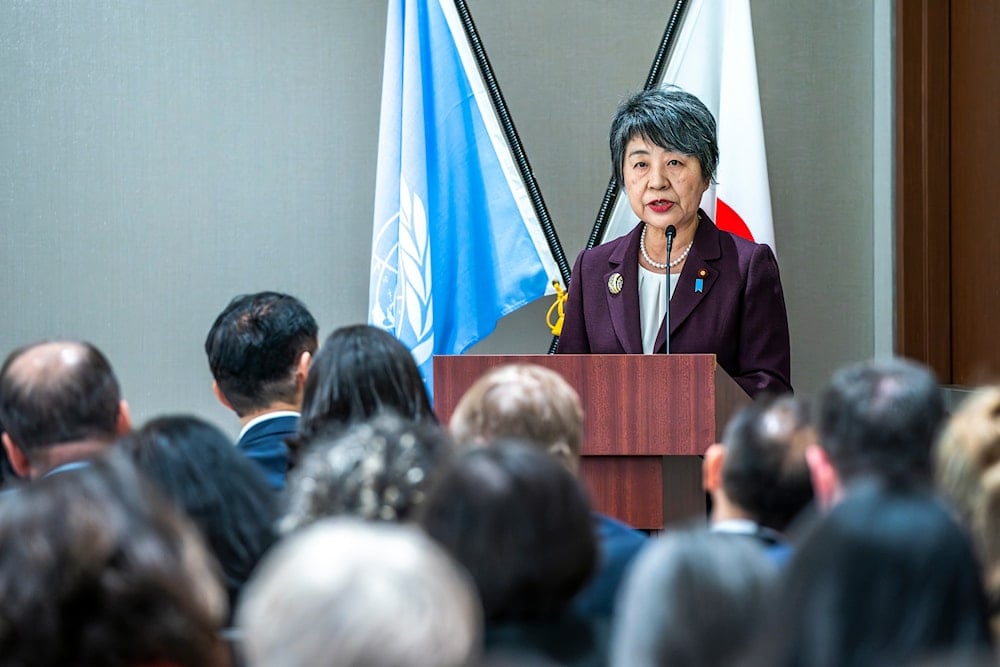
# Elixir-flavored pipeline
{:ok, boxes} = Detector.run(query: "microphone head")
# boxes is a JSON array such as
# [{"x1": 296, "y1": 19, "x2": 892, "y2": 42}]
[{"x1": 665, "y1": 225, "x2": 677, "y2": 239}]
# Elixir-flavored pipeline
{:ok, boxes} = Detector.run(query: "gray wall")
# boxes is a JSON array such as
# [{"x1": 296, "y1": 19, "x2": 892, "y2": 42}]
[{"x1": 0, "y1": 1, "x2": 885, "y2": 433}]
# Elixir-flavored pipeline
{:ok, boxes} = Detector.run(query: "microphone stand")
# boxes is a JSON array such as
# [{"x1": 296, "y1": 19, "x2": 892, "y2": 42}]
[{"x1": 663, "y1": 225, "x2": 676, "y2": 354}]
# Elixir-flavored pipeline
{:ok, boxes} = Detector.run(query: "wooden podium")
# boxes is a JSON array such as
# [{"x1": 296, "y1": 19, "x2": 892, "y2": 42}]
[{"x1": 433, "y1": 354, "x2": 750, "y2": 530}]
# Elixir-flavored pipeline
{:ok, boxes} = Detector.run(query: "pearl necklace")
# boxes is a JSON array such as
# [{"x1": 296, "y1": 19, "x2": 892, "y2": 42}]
[{"x1": 640, "y1": 224, "x2": 693, "y2": 270}]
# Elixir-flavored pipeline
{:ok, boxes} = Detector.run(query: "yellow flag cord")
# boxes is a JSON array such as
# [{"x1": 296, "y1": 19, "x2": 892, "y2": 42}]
[{"x1": 546, "y1": 280, "x2": 568, "y2": 336}]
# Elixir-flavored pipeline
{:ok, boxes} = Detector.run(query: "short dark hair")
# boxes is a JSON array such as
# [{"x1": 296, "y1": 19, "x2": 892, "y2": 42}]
[
  {"x1": 817, "y1": 357, "x2": 944, "y2": 485},
  {"x1": 282, "y1": 413, "x2": 453, "y2": 531},
  {"x1": 295, "y1": 325, "x2": 435, "y2": 446},
  {"x1": 756, "y1": 484, "x2": 992, "y2": 666},
  {"x1": 117, "y1": 415, "x2": 279, "y2": 614},
  {"x1": 721, "y1": 396, "x2": 814, "y2": 532},
  {"x1": 609, "y1": 87, "x2": 719, "y2": 188},
  {"x1": 0, "y1": 340, "x2": 122, "y2": 450},
  {"x1": 0, "y1": 452, "x2": 227, "y2": 666},
  {"x1": 204, "y1": 292, "x2": 318, "y2": 416},
  {"x1": 418, "y1": 441, "x2": 597, "y2": 622}
]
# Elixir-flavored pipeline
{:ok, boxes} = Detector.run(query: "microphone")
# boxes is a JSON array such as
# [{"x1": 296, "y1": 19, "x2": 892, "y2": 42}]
[{"x1": 663, "y1": 225, "x2": 676, "y2": 354}]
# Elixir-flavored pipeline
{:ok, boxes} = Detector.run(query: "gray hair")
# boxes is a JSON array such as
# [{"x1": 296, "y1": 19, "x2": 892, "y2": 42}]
[
  {"x1": 609, "y1": 87, "x2": 719, "y2": 187},
  {"x1": 280, "y1": 413, "x2": 453, "y2": 532},
  {"x1": 611, "y1": 528, "x2": 777, "y2": 667},
  {"x1": 238, "y1": 518, "x2": 482, "y2": 667}
]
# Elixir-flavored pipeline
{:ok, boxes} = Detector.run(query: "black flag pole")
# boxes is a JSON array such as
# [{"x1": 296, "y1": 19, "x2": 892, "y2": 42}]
[
  {"x1": 453, "y1": 0, "x2": 572, "y2": 290},
  {"x1": 548, "y1": 0, "x2": 692, "y2": 353}
]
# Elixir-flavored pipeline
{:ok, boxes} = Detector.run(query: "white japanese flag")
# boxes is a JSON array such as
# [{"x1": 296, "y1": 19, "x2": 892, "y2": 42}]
[{"x1": 602, "y1": 0, "x2": 775, "y2": 252}]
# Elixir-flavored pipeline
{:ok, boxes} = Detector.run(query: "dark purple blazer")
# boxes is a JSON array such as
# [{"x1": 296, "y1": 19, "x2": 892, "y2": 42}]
[{"x1": 556, "y1": 213, "x2": 791, "y2": 397}]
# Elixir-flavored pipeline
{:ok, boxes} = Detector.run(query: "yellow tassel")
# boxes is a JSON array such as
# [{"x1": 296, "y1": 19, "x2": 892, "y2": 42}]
[{"x1": 546, "y1": 280, "x2": 567, "y2": 336}]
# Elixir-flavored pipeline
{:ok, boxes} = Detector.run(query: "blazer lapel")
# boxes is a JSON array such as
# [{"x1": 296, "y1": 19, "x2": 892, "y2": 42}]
[
  {"x1": 654, "y1": 212, "x2": 722, "y2": 350},
  {"x1": 606, "y1": 223, "x2": 644, "y2": 354}
]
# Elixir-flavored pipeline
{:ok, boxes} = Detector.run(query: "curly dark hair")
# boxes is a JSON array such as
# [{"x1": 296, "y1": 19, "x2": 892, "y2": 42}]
[{"x1": 0, "y1": 452, "x2": 228, "y2": 667}]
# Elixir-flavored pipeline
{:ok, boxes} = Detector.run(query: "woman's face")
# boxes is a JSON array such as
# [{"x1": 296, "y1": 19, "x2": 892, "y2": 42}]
[{"x1": 623, "y1": 135, "x2": 709, "y2": 234}]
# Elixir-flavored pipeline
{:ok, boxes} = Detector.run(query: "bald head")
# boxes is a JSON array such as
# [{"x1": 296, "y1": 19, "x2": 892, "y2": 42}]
[{"x1": 0, "y1": 341, "x2": 124, "y2": 452}]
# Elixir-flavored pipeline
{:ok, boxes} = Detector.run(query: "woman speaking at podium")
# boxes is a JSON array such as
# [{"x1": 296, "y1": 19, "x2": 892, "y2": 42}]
[{"x1": 556, "y1": 88, "x2": 791, "y2": 398}]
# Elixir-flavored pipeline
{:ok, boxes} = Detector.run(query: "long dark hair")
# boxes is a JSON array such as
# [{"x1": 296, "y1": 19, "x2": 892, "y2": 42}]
[
  {"x1": 294, "y1": 325, "x2": 436, "y2": 451},
  {"x1": 118, "y1": 415, "x2": 279, "y2": 613}
]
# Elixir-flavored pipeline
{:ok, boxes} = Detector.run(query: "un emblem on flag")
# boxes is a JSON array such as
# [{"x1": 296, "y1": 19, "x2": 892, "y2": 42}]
[
  {"x1": 369, "y1": 178, "x2": 435, "y2": 368},
  {"x1": 370, "y1": 216, "x2": 400, "y2": 331}
]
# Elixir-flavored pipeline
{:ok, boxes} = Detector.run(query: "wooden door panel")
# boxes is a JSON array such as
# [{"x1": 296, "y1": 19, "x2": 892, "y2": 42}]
[{"x1": 950, "y1": 1, "x2": 1000, "y2": 385}]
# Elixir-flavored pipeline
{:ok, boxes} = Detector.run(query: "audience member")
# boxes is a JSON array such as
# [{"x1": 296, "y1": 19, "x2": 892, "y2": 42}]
[
  {"x1": 0, "y1": 340, "x2": 131, "y2": 479},
  {"x1": 450, "y1": 364, "x2": 584, "y2": 471},
  {"x1": 238, "y1": 518, "x2": 481, "y2": 667},
  {"x1": 418, "y1": 441, "x2": 603, "y2": 667},
  {"x1": 5, "y1": 327, "x2": 983, "y2": 666},
  {"x1": 205, "y1": 291, "x2": 318, "y2": 490},
  {"x1": 808, "y1": 356, "x2": 945, "y2": 508},
  {"x1": 292, "y1": 324, "x2": 436, "y2": 458},
  {"x1": 0, "y1": 452, "x2": 228, "y2": 667},
  {"x1": 280, "y1": 412, "x2": 452, "y2": 532},
  {"x1": 0, "y1": 414, "x2": 20, "y2": 487},
  {"x1": 118, "y1": 415, "x2": 279, "y2": 614},
  {"x1": 750, "y1": 483, "x2": 993, "y2": 667},
  {"x1": 611, "y1": 528, "x2": 778, "y2": 667},
  {"x1": 703, "y1": 395, "x2": 814, "y2": 563},
  {"x1": 449, "y1": 363, "x2": 646, "y2": 618},
  {"x1": 935, "y1": 386, "x2": 1000, "y2": 632}
]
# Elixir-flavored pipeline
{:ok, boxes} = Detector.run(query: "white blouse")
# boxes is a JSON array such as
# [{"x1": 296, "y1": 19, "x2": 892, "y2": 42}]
[{"x1": 638, "y1": 265, "x2": 680, "y2": 354}]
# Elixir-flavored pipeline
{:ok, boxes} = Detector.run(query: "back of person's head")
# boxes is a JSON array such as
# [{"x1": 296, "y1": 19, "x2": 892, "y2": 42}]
[
  {"x1": 418, "y1": 440, "x2": 597, "y2": 622},
  {"x1": 612, "y1": 528, "x2": 778, "y2": 667},
  {"x1": 117, "y1": 415, "x2": 279, "y2": 612},
  {"x1": 935, "y1": 387, "x2": 1000, "y2": 610},
  {"x1": 205, "y1": 291, "x2": 318, "y2": 417},
  {"x1": 753, "y1": 483, "x2": 992, "y2": 667},
  {"x1": 449, "y1": 363, "x2": 583, "y2": 471},
  {"x1": 238, "y1": 518, "x2": 482, "y2": 667},
  {"x1": 0, "y1": 414, "x2": 20, "y2": 488},
  {"x1": 0, "y1": 340, "x2": 124, "y2": 451},
  {"x1": 817, "y1": 357, "x2": 944, "y2": 486},
  {"x1": 718, "y1": 395, "x2": 814, "y2": 531},
  {"x1": 296, "y1": 324, "x2": 435, "y2": 444},
  {"x1": 281, "y1": 412, "x2": 452, "y2": 531},
  {"x1": 0, "y1": 452, "x2": 227, "y2": 667}
]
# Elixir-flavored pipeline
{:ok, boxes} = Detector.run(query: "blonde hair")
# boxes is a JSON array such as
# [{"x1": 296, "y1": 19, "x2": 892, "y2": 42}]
[
  {"x1": 936, "y1": 387, "x2": 1000, "y2": 599},
  {"x1": 449, "y1": 364, "x2": 583, "y2": 473}
]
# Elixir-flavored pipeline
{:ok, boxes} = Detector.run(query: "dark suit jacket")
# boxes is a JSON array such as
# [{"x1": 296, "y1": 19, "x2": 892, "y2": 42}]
[
  {"x1": 573, "y1": 513, "x2": 647, "y2": 619},
  {"x1": 556, "y1": 213, "x2": 791, "y2": 397},
  {"x1": 237, "y1": 414, "x2": 297, "y2": 491}
]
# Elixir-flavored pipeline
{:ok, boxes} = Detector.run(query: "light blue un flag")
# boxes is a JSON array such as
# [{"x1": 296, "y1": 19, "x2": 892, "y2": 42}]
[{"x1": 369, "y1": 0, "x2": 561, "y2": 391}]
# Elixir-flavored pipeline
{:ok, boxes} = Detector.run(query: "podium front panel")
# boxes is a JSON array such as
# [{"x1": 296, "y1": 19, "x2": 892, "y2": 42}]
[{"x1": 433, "y1": 354, "x2": 748, "y2": 529}]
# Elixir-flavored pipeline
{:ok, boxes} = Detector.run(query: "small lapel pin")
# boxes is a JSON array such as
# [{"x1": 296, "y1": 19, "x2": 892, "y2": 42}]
[
  {"x1": 608, "y1": 272, "x2": 623, "y2": 295},
  {"x1": 695, "y1": 268, "x2": 708, "y2": 293}
]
